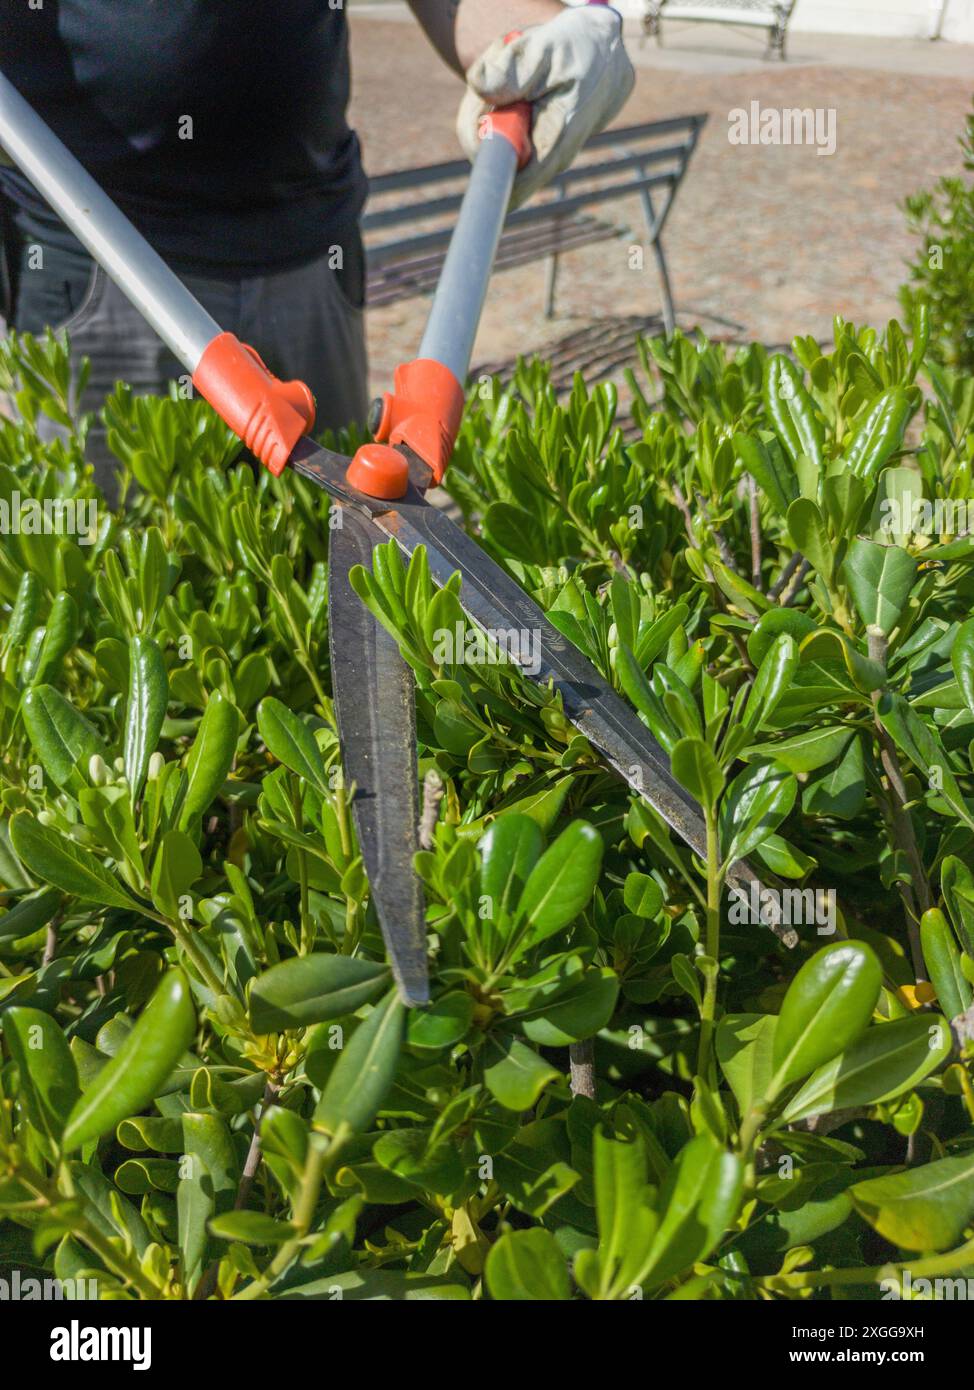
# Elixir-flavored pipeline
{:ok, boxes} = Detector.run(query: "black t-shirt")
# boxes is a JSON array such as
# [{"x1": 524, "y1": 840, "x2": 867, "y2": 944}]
[{"x1": 0, "y1": 0, "x2": 368, "y2": 277}]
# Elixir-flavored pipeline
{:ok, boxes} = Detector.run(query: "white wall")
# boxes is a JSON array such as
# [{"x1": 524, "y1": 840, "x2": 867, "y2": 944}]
[
  {"x1": 607, "y1": 0, "x2": 974, "y2": 41},
  {"x1": 789, "y1": 0, "x2": 969, "y2": 41}
]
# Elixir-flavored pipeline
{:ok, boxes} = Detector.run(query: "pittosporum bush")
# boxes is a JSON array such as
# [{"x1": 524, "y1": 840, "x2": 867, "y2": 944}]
[
  {"x1": 1, "y1": 309, "x2": 974, "y2": 1300},
  {"x1": 900, "y1": 102, "x2": 974, "y2": 374}
]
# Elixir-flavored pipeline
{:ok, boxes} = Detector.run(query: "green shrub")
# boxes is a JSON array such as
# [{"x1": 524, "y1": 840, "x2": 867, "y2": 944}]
[
  {"x1": 1, "y1": 315, "x2": 974, "y2": 1300},
  {"x1": 900, "y1": 103, "x2": 974, "y2": 372}
]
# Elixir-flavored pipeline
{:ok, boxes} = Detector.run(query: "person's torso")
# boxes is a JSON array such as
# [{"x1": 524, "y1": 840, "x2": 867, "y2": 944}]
[{"x1": 0, "y1": 0, "x2": 367, "y2": 275}]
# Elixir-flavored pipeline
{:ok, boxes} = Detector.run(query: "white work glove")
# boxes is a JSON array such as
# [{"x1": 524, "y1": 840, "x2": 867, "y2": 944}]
[{"x1": 457, "y1": 5, "x2": 635, "y2": 207}]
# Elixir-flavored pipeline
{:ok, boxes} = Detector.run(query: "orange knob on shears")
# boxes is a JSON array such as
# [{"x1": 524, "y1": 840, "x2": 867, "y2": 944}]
[{"x1": 345, "y1": 443, "x2": 410, "y2": 500}]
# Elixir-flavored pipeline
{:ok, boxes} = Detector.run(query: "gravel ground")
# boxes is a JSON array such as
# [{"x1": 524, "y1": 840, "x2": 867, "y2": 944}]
[{"x1": 348, "y1": 11, "x2": 971, "y2": 391}]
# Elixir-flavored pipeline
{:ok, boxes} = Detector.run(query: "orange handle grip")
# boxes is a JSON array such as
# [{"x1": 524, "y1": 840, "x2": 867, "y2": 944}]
[
  {"x1": 477, "y1": 29, "x2": 532, "y2": 170},
  {"x1": 481, "y1": 102, "x2": 532, "y2": 170},
  {"x1": 345, "y1": 358, "x2": 465, "y2": 501},
  {"x1": 192, "y1": 333, "x2": 315, "y2": 476},
  {"x1": 369, "y1": 358, "x2": 465, "y2": 485}
]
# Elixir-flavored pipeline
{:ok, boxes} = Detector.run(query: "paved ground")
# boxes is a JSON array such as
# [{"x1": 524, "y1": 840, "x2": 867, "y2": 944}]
[{"x1": 349, "y1": 6, "x2": 971, "y2": 392}]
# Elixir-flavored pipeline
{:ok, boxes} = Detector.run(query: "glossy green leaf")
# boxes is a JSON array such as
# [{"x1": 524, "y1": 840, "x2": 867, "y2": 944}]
[
  {"x1": 635, "y1": 603, "x2": 691, "y2": 670},
  {"x1": 942, "y1": 855, "x2": 974, "y2": 957},
  {"x1": 21, "y1": 685, "x2": 104, "y2": 792},
  {"x1": 113, "y1": 1157, "x2": 179, "y2": 1195},
  {"x1": 486, "y1": 1229, "x2": 570, "y2": 1301},
  {"x1": 742, "y1": 725, "x2": 852, "y2": 774},
  {"x1": 765, "y1": 356, "x2": 825, "y2": 472},
  {"x1": 250, "y1": 955, "x2": 390, "y2": 1033},
  {"x1": 671, "y1": 952, "x2": 702, "y2": 1007},
  {"x1": 800, "y1": 732, "x2": 866, "y2": 821},
  {"x1": 781, "y1": 1014, "x2": 952, "y2": 1124},
  {"x1": 483, "y1": 1035, "x2": 560, "y2": 1111},
  {"x1": 920, "y1": 909, "x2": 972, "y2": 1020},
  {"x1": 720, "y1": 761, "x2": 797, "y2": 866},
  {"x1": 2, "y1": 1006, "x2": 80, "y2": 1142},
  {"x1": 643, "y1": 1133, "x2": 744, "y2": 1288},
  {"x1": 518, "y1": 966, "x2": 619, "y2": 1047},
  {"x1": 746, "y1": 608, "x2": 816, "y2": 667},
  {"x1": 209, "y1": 1211, "x2": 296, "y2": 1246},
  {"x1": 177, "y1": 1112, "x2": 238, "y2": 1293},
  {"x1": 31, "y1": 591, "x2": 79, "y2": 686},
  {"x1": 876, "y1": 694, "x2": 974, "y2": 830},
  {"x1": 178, "y1": 691, "x2": 239, "y2": 830},
  {"x1": 280, "y1": 1269, "x2": 469, "y2": 1300},
  {"x1": 735, "y1": 432, "x2": 797, "y2": 517},
  {"x1": 68, "y1": 1161, "x2": 152, "y2": 1258},
  {"x1": 313, "y1": 989, "x2": 404, "y2": 1136},
  {"x1": 257, "y1": 697, "x2": 329, "y2": 796},
  {"x1": 63, "y1": 969, "x2": 196, "y2": 1152},
  {"x1": 623, "y1": 871, "x2": 663, "y2": 919},
  {"x1": 3, "y1": 570, "x2": 41, "y2": 654},
  {"x1": 851, "y1": 1150, "x2": 974, "y2": 1251},
  {"x1": 372, "y1": 1127, "x2": 464, "y2": 1196},
  {"x1": 952, "y1": 616, "x2": 974, "y2": 717},
  {"x1": 824, "y1": 467, "x2": 867, "y2": 536},
  {"x1": 0, "y1": 887, "x2": 62, "y2": 941},
  {"x1": 150, "y1": 829, "x2": 203, "y2": 922},
  {"x1": 124, "y1": 634, "x2": 168, "y2": 801},
  {"x1": 582, "y1": 1125, "x2": 656, "y2": 1298},
  {"x1": 406, "y1": 991, "x2": 475, "y2": 1052},
  {"x1": 479, "y1": 814, "x2": 543, "y2": 928},
  {"x1": 716, "y1": 1013, "x2": 777, "y2": 1121},
  {"x1": 842, "y1": 538, "x2": 917, "y2": 636},
  {"x1": 492, "y1": 1122, "x2": 578, "y2": 1219},
  {"x1": 9, "y1": 813, "x2": 145, "y2": 912},
  {"x1": 786, "y1": 498, "x2": 832, "y2": 584},
  {"x1": 259, "y1": 1106, "x2": 309, "y2": 1176},
  {"x1": 671, "y1": 737, "x2": 724, "y2": 813},
  {"x1": 615, "y1": 643, "x2": 679, "y2": 756},
  {"x1": 514, "y1": 821, "x2": 603, "y2": 950},
  {"x1": 498, "y1": 775, "x2": 573, "y2": 833},
  {"x1": 771, "y1": 941, "x2": 882, "y2": 1090},
  {"x1": 742, "y1": 634, "x2": 799, "y2": 731},
  {"x1": 482, "y1": 501, "x2": 548, "y2": 565},
  {"x1": 843, "y1": 387, "x2": 912, "y2": 481},
  {"x1": 116, "y1": 1116, "x2": 186, "y2": 1152}
]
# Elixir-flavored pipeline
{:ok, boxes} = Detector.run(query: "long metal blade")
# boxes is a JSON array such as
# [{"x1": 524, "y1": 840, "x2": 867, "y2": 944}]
[
  {"x1": 328, "y1": 508, "x2": 429, "y2": 1006},
  {"x1": 376, "y1": 499, "x2": 773, "y2": 901},
  {"x1": 291, "y1": 440, "x2": 790, "y2": 937},
  {"x1": 379, "y1": 499, "x2": 711, "y2": 837}
]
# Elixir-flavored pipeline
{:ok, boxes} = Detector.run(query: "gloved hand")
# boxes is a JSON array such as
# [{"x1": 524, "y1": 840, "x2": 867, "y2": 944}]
[{"x1": 457, "y1": 4, "x2": 635, "y2": 207}]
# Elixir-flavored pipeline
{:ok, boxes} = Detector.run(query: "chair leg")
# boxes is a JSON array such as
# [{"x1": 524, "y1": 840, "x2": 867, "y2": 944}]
[
  {"x1": 642, "y1": 4, "x2": 663, "y2": 46},
  {"x1": 654, "y1": 244, "x2": 676, "y2": 338},
  {"x1": 640, "y1": 184, "x2": 676, "y2": 337},
  {"x1": 544, "y1": 250, "x2": 559, "y2": 319},
  {"x1": 769, "y1": 10, "x2": 787, "y2": 59}
]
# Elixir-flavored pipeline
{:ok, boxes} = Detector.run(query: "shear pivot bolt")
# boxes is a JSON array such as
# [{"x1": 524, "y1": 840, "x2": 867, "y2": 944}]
[{"x1": 345, "y1": 443, "x2": 409, "y2": 500}]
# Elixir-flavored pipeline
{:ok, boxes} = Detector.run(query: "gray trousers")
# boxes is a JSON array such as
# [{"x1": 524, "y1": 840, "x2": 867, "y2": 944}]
[{"x1": 7, "y1": 236, "x2": 369, "y2": 498}]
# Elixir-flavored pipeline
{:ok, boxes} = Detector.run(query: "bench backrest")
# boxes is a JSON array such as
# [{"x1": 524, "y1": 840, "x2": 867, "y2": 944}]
[
  {"x1": 656, "y1": 0, "x2": 796, "y2": 14},
  {"x1": 363, "y1": 114, "x2": 708, "y2": 267}
]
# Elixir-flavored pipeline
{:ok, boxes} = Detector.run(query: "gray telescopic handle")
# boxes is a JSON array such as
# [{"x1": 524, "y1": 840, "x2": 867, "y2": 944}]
[
  {"x1": 0, "y1": 69, "x2": 220, "y2": 370},
  {"x1": 417, "y1": 124, "x2": 520, "y2": 384},
  {"x1": 416, "y1": 0, "x2": 615, "y2": 382}
]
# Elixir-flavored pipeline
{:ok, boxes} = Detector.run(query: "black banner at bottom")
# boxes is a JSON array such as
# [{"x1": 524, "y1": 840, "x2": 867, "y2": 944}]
[{"x1": 0, "y1": 1292, "x2": 965, "y2": 1377}]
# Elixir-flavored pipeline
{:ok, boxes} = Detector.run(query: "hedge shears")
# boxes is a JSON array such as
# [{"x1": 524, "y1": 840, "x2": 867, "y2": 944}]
[{"x1": 0, "y1": 22, "x2": 774, "y2": 1009}]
